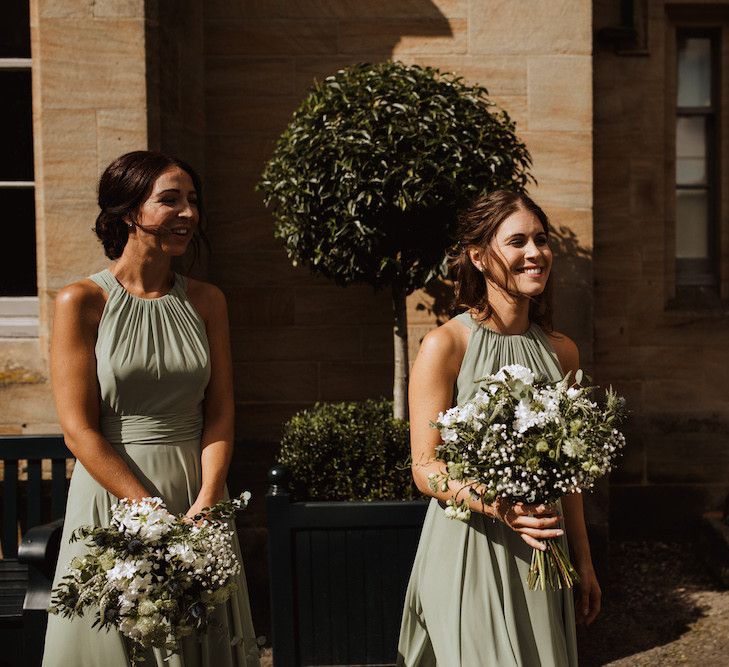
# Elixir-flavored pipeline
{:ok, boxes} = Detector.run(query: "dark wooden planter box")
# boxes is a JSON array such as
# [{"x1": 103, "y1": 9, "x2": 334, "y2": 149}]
[{"x1": 266, "y1": 467, "x2": 428, "y2": 667}]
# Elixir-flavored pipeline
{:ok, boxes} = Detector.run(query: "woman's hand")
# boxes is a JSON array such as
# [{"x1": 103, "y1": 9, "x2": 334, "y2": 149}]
[
  {"x1": 185, "y1": 491, "x2": 223, "y2": 522},
  {"x1": 575, "y1": 562, "x2": 601, "y2": 625},
  {"x1": 492, "y1": 498, "x2": 564, "y2": 551}
]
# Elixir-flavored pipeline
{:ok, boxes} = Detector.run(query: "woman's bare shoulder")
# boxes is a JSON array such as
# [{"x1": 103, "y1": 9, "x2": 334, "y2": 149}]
[
  {"x1": 52, "y1": 279, "x2": 107, "y2": 336},
  {"x1": 414, "y1": 318, "x2": 470, "y2": 378},
  {"x1": 55, "y1": 279, "x2": 106, "y2": 314},
  {"x1": 546, "y1": 329, "x2": 579, "y2": 373},
  {"x1": 185, "y1": 277, "x2": 227, "y2": 321}
]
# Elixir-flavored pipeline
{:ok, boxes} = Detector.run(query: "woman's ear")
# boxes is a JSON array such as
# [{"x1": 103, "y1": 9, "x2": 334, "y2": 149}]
[{"x1": 467, "y1": 246, "x2": 485, "y2": 273}]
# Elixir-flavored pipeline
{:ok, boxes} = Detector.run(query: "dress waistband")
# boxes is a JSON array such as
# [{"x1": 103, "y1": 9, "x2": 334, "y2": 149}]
[{"x1": 101, "y1": 412, "x2": 203, "y2": 445}]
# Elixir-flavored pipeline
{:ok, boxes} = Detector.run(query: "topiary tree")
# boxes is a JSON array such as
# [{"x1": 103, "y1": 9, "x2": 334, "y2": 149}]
[{"x1": 259, "y1": 61, "x2": 533, "y2": 420}]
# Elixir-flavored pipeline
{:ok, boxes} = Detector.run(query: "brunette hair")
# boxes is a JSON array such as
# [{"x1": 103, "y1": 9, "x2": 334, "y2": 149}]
[
  {"x1": 94, "y1": 150, "x2": 207, "y2": 260},
  {"x1": 449, "y1": 189, "x2": 553, "y2": 330}
]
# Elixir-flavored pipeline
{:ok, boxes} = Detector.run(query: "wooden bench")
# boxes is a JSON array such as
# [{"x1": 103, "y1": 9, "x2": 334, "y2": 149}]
[{"x1": 0, "y1": 435, "x2": 72, "y2": 667}]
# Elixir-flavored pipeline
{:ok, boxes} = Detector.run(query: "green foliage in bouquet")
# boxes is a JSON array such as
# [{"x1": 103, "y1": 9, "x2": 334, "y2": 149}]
[{"x1": 278, "y1": 399, "x2": 415, "y2": 502}]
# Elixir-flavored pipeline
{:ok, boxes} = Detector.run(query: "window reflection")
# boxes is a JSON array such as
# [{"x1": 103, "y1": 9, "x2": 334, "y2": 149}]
[
  {"x1": 676, "y1": 117, "x2": 706, "y2": 186},
  {"x1": 677, "y1": 37, "x2": 712, "y2": 107},
  {"x1": 676, "y1": 190, "x2": 708, "y2": 259}
]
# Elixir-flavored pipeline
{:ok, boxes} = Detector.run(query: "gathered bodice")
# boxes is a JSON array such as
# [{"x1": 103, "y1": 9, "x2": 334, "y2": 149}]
[
  {"x1": 88, "y1": 269, "x2": 211, "y2": 445},
  {"x1": 453, "y1": 311, "x2": 563, "y2": 404}
]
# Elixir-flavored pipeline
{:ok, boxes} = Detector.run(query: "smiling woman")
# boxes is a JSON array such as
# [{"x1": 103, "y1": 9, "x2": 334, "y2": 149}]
[
  {"x1": 450, "y1": 190, "x2": 554, "y2": 334},
  {"x1": 42, "y1": 152, "x2": 260, "y2": 667},
  {"x1": 93, "y1": 151, "x2": 206, "y2": 270},
  {"x1": 397, "y1": 190, "x2": 598, "y2": 667}
]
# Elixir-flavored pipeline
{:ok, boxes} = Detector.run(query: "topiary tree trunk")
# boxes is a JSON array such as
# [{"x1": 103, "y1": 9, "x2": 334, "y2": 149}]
[{"x1": 392, "y1": 284, "x2": 409, "y2": 421}]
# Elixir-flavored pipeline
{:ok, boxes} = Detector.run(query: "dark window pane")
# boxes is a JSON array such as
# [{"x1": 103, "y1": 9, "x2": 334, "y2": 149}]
[
  {"x1": 0, "y1": 188, "x2": 36, "y2": 296},
  {"x1": 676, "y1": 188, "x2": 708, "y2": 260},
  {"x1": 0, "y1": 70, "x2": 34, "y2": 181},
  {"x1": 676, "y1": 116, "x2": 706, "y2": 185},
  {"x1": 0, "y1": 1, "x2": 30, "y2": 58},
  {"x1": 677, "y1": 37, "x2": 712, "y2": 107}
]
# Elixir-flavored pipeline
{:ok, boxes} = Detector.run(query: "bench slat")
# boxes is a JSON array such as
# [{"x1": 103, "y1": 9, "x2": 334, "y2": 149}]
[
  {"x1": 0, "y1": 558, "x2": 27, "y2": 619},
  {"x1": 51, "y1": 459, "x2": 67, "y2": 519},
  {"x1": 3, "y1": 460, "x2": 19, "y2": 559},
  {"x1": 27, "y1": 459, "x2": 42, "y2": 528}
]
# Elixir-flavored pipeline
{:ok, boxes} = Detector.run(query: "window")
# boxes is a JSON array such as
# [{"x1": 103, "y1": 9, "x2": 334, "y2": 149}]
[
  {"x1": 674, "y1": 30, "x2": 719, "y2": 288},
  {"x1": 0, "y1": 2, "x2": 37, "y2": 337},
  {"x1": 1, "y1": 2, "x2": 35, "y2": 297}
]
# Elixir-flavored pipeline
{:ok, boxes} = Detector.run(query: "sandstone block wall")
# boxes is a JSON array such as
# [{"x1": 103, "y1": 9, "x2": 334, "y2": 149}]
[
  {"x1": 203, "y1": 0, "x2": 594, "y2": 446},
  {"x1": 594, "y1": 0, "x2": 729, "y2": 535},
  {"x1": 3, "y1": 0, "x2": 595, "y2": 520}
]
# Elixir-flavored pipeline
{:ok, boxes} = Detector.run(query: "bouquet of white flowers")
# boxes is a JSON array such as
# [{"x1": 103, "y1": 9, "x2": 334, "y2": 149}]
[
  {"x1": 49, "y1": 492, "x2": 251, "y2": 663},
  {"x1": 430, "y1": 364, "x2": 625, "y2": 591}
]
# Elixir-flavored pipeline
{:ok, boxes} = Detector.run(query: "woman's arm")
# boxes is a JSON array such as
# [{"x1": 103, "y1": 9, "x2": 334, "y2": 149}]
[
  {"x1": 51, "y1": 283, "x2": 150, "y2": 500},
  {"x1": 549, "y1": 331, "x2": 602, "y2": 624},
  {"x1": 410, "y1": 322, "x2": 564, "y2": 551},
  {"x1": 186, "y1": 283, "x2": 235, "y2": 518}
]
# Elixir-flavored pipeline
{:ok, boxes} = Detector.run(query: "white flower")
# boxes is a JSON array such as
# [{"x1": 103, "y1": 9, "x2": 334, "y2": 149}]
[
  {"x1": 112, "y1": 497, "x2": 176, "y2": 544},
  {"x1": 138, "y1": 600, "x2": 158, "y2": 616},
  {"x1": 167, "y1": 542, "x2": 196, "y2": 565},
  {"x1": 107, "y1": 559, "x2": 140, "y2": 581},
  {"x1": 494, "y1": 364, "x2": 535, "y2": 386}
]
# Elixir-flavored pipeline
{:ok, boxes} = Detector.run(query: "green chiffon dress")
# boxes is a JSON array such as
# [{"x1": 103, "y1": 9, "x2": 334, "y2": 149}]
[
  {"x1": 43, "y1": 269, "x2": 260, "y2": 667},
  {"x1": 397, "y1": 312, "x2": 578, "y2": 667}
]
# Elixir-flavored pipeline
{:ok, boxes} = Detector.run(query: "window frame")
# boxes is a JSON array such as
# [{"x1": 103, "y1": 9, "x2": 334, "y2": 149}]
[
  {"x1": 0, "y1": 55, "x2": 38, "y2": 336},
  {"x1": 674, "y1": 29, "x2": 720, "y2": 288},
  {"x1": 665, "y1": 12, "x2": 729, "y2": 309}
]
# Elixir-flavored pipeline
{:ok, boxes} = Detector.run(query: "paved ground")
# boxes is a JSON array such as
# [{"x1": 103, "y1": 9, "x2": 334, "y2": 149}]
[
  {"x1": 260, "y1": 540, "x2": 729, "y2": 666},
  {"x1": 578, "y1": 541, "x2": 729, "y2": 666}
]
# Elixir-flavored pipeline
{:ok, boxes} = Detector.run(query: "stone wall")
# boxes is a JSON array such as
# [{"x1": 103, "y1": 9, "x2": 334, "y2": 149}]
[
  {"x1": 1, "y1": 0, "x2": 596, "y2": 641},
  {"x1": 1, "y1": 0, "x2": 595, "y2": 444},
  {"x1": 594, "y1": 0, "x2": 729, "y2": 536},
  {"x1": 203, "y1": 0, "x2": 594, "y2": 449}
]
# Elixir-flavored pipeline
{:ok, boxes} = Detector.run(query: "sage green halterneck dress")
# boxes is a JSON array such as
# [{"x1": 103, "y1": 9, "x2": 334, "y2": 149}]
[
  {"x1": 43, "y1": 269, "x2": 260, "y2": 667},
  {"x1": 397, "y1": 312, "x2": 578, "y2": 667}
]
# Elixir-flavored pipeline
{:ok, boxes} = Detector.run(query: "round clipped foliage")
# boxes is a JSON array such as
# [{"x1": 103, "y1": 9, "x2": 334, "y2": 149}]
[
  {"x1": 278, "y1": 399, "x2": 415, "y2": 502},
  {"x1": 259, "y1": 61, "x2": 533, "y2": 294}
]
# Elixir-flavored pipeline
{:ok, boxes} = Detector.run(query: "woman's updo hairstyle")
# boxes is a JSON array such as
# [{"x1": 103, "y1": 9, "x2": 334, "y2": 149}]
[
  {"x1": 94, "y1": 150, "x2": 205, "y2": 260},
  {"x1": 450, "y1": 189, "x2": 553, "y2": 330}
]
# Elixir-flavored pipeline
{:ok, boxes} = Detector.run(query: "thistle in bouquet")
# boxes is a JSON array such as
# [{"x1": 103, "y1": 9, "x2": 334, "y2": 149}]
[
  {"x1": 429, "y1": 364, "x2": 626, "y2": 591},
  {"x1": 49, "y1": 492, "x2": 251, "y2": 664}
]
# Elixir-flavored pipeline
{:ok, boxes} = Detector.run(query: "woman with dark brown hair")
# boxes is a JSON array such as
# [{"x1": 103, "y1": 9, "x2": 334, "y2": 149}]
[
  {"x1": 397, "y1": 190, "x2": 600, "y2": 666},
  {"x1": 42, "y1": 151, "x2": 260, "y2": 666}
]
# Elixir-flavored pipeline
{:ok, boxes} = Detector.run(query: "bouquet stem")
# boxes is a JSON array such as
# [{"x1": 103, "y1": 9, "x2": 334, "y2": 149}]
[{"x1": 527, "y1": 539, "x2": 580, "y2": 591}]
